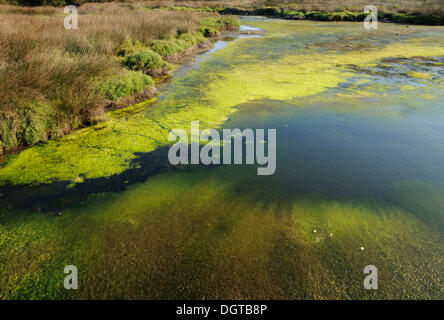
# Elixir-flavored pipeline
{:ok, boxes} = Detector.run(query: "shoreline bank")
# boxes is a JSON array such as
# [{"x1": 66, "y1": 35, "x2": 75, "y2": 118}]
[
  {"x1": 0, "y1": 27, "x2": 244, "y2": 166},
  {"x1": 0, "y1": 5, "x2": 239, "y2": 156},
  {"x1": 151, "y1": 6, "x2": 444, "y2": 26}
]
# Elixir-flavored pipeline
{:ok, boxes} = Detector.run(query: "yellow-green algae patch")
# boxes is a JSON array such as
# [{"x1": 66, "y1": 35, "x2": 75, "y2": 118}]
[
  {"x1": 2, "y1": 20, "x2": 444, "y2": 185},
  {"x1": 406, "y1": 71, "x2": 434, "y2": 79}
]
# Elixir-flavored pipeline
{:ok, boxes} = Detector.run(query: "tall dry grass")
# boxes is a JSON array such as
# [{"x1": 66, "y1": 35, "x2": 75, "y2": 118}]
[{"x1": 0, "y1": 3, "x2": 206, "y2": 153}]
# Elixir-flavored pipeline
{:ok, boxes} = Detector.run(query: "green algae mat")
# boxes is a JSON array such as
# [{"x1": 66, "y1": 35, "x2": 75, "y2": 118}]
[{"x1": 1, "y1": 17, "x2": 444, "y2": 299}]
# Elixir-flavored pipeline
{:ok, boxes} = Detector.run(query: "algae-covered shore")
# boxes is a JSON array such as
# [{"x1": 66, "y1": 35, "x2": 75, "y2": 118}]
[{"x1": 2, "y1": 17, "x2": 444, "y2": 186}]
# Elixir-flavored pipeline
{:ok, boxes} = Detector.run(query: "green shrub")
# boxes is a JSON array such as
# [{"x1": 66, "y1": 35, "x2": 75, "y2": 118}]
[
  {"x1": 117, "y1": 39, "x2": 146, "y2": 57},
  {"x1": 254, "y1": 7, "x2": 281, "y2": 16},
  {"x1": 218, "y1": 16, "x2": 240, "y2": 30},
  {"x1": 123, "y1": 49, "x2": 167, "y2": 73},
  {"x1": 179, "y1": 32, "x2": 207, "y2": 46},
  {"x1": 0, "y1": 101, "x2": 53, "y2": 152},
  {"x1": 282, "y1": 10, "x2": 305, "y2": 19},
  {"x1": 191, "y1": 32, "x2": 207, "y2": 44},
  {"x1": 97, "y1": 71, "x2": 154, "y2": 101},
  {"x1": 199, "y1": 17, "x2": 240, "y2": 37},
  {"x1": 201, "y1": 26, "x2": 219, "y2": 37},
  {"x1": 178, "y1": 33, "x2": 198, "y2": 46},
  {"x1": 150, "y1": 39, "x2": 190, "y2": 57},
  {"x1": 200, "y1": 17, "x2": 240, "y2": 33}
]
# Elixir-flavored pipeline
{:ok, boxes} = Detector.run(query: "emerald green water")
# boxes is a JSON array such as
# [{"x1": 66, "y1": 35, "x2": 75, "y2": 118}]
[{"x1": 1, "y1": 17, "x2": 444, "y2": 299}]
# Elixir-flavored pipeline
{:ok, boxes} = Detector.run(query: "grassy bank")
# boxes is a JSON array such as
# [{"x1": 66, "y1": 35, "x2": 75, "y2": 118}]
[
  {"x1": 6, "y1": 1, "x2": 444, "y2": 24},
  {"x1": 0, "y1": 2, "x2": 239, "y2": 155},
  {"x1": 219, "y1": 7, "x2": 444, "y2": 25},
  {"x1": 145, "y1": 1, "x2": 444, "y2": 25}
]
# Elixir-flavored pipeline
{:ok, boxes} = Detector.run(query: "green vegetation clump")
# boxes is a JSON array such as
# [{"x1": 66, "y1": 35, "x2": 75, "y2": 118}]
[
  {"x1": 388, "y1": 12, "x2": 444, "y2": 25},
  {"x1": 0, "y1": 4, "x2": 239, "y2": 154},
  {"x1": 150, "y1": 39, "x2": 190, "y2": 57},
  {"x1": 179, "y1": 32, "x2": 205, "y2": 46},
  {"x1": 120, "y1": 32, "x2": 208, "y2": 62},
  {"x1": 201, "y1": 26, "x2": 219, "y2": 37},
  {"x1": 406, "y1": 71, "x2": 434, "y2": 79},
  {"x1": 0, "y1": 102, "x2": 54, "y2": 152},
  {"x1": 97, "y1": 71, "x2": 154, "y2": 101},
  {"x1": 117, "y1": 39, "x2": 147, "y2": 57},
  {"x1": 123, "y1": 49, "x2": 169, "y2": 74},
  {"x1": 217, "y1": 16, "x2": 240, "y2": 30},
  {"x1": 253, "y1": 7, "x2": 281, "y2": 16},
  {"x1": 200, "y1": 17, "x2": 240, "y2": 37}
]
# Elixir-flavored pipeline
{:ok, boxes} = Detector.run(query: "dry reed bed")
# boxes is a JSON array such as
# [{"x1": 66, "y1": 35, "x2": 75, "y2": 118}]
[{"x1": 0, "y1": 3, "x2": 222, "y2": 154}]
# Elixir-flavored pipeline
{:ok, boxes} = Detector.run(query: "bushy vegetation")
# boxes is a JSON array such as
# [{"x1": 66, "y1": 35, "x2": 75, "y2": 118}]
[
  {"x1": 123, "y1": 49, "x2": 169, "y2": 74},
  {"x1": 0, "y1": 102, "x2": 54, "y2": 152},
  {"x1": 150, "y1": 39, "x2": 190, "y2": 56},
  {"x1": 97, "y1": 71, "x2": 155, "y2": 101},
  {"x1": 200, "y1": 16, "x2": 240, "y2": 37},
  {"x1": 0, "y1": 2, "x2": 239, "y2": 154},
  {"x1": 179, "y1": 32, "x2": 206, "y2": 46}
]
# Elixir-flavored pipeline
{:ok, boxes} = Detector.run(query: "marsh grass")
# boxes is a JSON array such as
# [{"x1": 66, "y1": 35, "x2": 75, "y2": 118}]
[{"x1": 0, "y1": 2, "x2": 237, "y2": 154}]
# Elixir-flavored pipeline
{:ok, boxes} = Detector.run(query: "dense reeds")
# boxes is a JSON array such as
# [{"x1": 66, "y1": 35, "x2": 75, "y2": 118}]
[{"x1": 0, "y1": 2, "x2": 238, "y2": 154}]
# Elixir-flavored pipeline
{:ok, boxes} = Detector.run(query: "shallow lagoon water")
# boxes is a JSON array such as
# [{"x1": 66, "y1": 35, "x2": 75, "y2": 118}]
[{"x1": 1, "y1": 17, "x2": 444, "y2": 299}]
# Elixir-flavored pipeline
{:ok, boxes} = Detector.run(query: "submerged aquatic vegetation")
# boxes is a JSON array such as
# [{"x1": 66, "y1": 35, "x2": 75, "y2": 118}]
[{"x1": 1, "y1": 167, "x2": 444, "y2": 299}]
